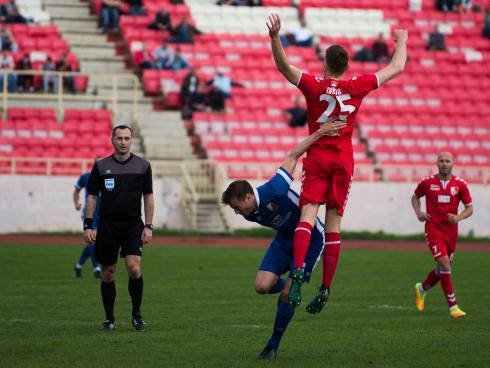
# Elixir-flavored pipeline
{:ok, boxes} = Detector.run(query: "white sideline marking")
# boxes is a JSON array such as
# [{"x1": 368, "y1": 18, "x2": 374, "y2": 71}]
[
  {"x1": 230, "y1": 324, "x2": 263, "y2": 329},
  {"x1": 368, "y1": 304, "x2": 412, "y2": 310}
]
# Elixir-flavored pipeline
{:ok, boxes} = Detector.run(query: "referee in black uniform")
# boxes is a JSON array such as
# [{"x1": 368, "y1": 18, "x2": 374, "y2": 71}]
[{"x1": 84, "y1": 125, "x2": 154, "y2": 331}]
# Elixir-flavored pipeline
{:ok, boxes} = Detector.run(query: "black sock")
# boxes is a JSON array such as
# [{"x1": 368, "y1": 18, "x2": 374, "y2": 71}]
[
  {"x1": 128, "y1": 276, "x2": 143, "y2": 318},
  {"x1": 101, "y1": 281, "x2": 116, "y2": 322}
]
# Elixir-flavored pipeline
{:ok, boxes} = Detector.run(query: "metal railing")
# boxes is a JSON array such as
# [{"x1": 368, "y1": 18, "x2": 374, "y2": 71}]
[
  {"x1": 0, "y1": 156, "x2": 93, "y2": 175},
  {"x1": 179, "y1": 160, "x2": 227, "y2": 231},
  {"x1": 1, "y1": 69, "x2": 140, "y2": 123}
]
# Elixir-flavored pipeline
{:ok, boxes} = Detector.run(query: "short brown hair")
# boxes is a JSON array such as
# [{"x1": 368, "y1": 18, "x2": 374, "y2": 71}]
[
  {"x1": 325, "y1": 45, "x2": 349, "y2": 76},
  {"x1": 112, "y1": 125, "x2": 132, "y2": 138},
  {"x1": 221, "y1": 180, "x2": 253, "y2": 205}
]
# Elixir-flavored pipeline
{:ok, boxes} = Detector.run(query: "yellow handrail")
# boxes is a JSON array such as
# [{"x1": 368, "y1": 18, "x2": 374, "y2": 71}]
[{"x1": 0, "y1": 69, "x2": 140, "y2": 123}]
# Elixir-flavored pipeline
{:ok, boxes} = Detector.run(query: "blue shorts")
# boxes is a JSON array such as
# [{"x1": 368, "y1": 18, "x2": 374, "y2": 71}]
[{"x1": 259, "y1": 233, "x2": 324, "y2": 282}]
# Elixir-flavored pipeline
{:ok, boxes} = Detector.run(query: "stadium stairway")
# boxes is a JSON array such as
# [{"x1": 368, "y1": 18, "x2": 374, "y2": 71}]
[{"x1": 40, "y1": 0, "x2": 195, "y2": 160}]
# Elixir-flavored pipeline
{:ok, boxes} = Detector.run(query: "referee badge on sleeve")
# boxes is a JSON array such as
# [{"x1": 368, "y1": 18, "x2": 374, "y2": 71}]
[{"x1": 104, "y1": 178, "x2": 115, "y2": 191}]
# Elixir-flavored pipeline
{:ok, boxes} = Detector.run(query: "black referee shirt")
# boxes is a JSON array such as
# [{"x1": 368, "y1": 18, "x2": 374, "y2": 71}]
[{"x1": 87, "y1": 154, "x2": 153, "y2": 219}]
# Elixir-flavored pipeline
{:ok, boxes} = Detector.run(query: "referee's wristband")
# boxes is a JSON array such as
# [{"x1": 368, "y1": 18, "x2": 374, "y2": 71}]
[{"x1": 84, "y1": 218, "x2": 93, "y2": 230}]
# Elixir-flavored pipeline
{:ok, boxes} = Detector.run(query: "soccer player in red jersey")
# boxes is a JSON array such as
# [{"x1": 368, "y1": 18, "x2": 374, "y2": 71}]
[
  {"x1": 267, "y1": 14, "x2": 408, "y2": 312},
  {"x1": 412, "y1": 152, "x2": 473, "y2": 318}
]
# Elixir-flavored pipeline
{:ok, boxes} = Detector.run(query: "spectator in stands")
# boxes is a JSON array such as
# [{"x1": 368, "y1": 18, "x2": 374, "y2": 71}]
[
  {"x1": 207, "y1": 70, "x2": 244, "y2": 98},
  {"x1": 280, "y1": 18, "x2": 313, "y2": 48},
  {"x1": 16, "y1": 53, "x2": 34, "y2": 92},
  {"x1": 126, "y1": 0, "x2": 146, "y2": 15},
  {"x1": 147, "y1": 8, "x2": 172, "y2": 32},
  {"x1": 454, "y1": 0, "x2": 472, "y2": 12},
  {"x1": 206, "y1": 85, "x2": 225, "y2": 112},
  {"x1": 291, "y1": 18, "x2": 314, "y2": 47},
  {"x1": 0, "y1": 27, "x2": 16, "y2": 52},
  {"x1": 56, "y1": 52, "x2": 75, "y2": 94},
  {"x1": 188, "y1": 82, "x2": 207, "y2": 113},
  {"x1": 427, "y1": 26, "x2": 446, "y2": 51},
  {"x1": 0, "y1": 50, "x2": 16, "y2": 92},
  {"x1": 180, "y1": 67, "x2": 200, "y2": 105},
  {"x1": 101, "y1": 0, "x2": 122, "y2": 34},
  {"x1": 1, "y1": 0, "x2": 27, "y2": 24},
  {"x1": 372, "y1": 33, "x2": 390, "y2": 63},
  {"x1": 41, "y1": 56, "x2": 58, "y2": 93},
  {"x1": 134, "y1": 43, "x2": 153, "y2": 70},
  {"x1": 353, "y1": 46, "x2": 375, "y2": 62},
  {"x1": 168, "y1": 47, "x2": 190, "y2": 70},
  {"x1": 483, "y1": 7, "x2": 490, "y2": 39},
  {"x1": 436, "y1": 0, "x2": 454, "y2": 12},
  {"x1": 285, "y1": 97, "x2": 307, "y2": 128},
  {"x1": 152, "y1": 41, "x2": 175, "y2": 69},
  {"x1": 170, "y1": 16, "x2": 202, "y2": 44}
]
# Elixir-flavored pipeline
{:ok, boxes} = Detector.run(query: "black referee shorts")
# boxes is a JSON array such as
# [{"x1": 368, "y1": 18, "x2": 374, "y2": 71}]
[{"x1": 95, "y1": 217, "x2": 144, "y2": 266}]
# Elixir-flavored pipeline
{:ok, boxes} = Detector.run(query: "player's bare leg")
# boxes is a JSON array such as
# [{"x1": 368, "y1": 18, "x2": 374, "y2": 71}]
[
  {"x1": 255, "y1": 271, "x2": 280, "y2": 295},
  {"x1": 290, "y1": 204, "x2": 319, "y2": 307},
  {"x1": 307, "y1": 208, "x2": 342, "y2": 314}
]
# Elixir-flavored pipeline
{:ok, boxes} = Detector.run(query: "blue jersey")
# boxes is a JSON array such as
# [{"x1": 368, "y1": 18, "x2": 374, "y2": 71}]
[
  {"x1": 76, "y1": 172, "x2": 101, "y2": 227},
  {"x1": 245, "y1": 167, "x2": 324, "y2": 243}
]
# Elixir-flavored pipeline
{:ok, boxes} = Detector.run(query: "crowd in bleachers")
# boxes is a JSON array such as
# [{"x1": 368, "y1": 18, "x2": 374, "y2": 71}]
[
  {"x1": 1, "y1": 0, "x2": 490, "y2": 181},
  {"x1": 0, "y1": 0, "x2": 84, "y2": 95}
]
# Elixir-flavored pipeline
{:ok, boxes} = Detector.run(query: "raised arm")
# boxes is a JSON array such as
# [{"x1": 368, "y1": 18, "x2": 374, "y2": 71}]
[
  {"x1": 281, "y1": 120, "x2": 347, "y2": 175},
  {"x1": 267, "y1": 13, "x2": 302, "y2": 86},
  {"x1": 375, "y1": 29, "x2": 408, "y2": 87}
]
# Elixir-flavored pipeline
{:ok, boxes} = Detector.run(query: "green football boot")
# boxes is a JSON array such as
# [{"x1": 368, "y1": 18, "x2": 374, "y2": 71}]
[
  {"x1": 306, "y1": 285, "x2": 330, "y2": 314},
  {"x1": 288, "y1": 268, "x2": 304, "y2": 307}
]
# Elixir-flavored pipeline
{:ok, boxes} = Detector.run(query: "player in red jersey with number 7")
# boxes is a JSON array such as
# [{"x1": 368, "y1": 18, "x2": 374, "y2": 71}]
[
  {"x1": 412, "y1": 152, "x2": 473, "y2": 318},
  {"x1": 267, "y1": 14, "x2": 408, "y2": 312}
]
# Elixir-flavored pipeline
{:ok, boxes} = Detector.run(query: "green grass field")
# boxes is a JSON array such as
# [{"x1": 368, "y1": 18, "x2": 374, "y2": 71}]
[{"x1": 1, "y1": 243, "x2": 489, "y2": 368}]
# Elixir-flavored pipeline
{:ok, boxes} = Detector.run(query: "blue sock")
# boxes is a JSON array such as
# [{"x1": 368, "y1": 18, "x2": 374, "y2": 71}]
[
  {"x1": 85, "y1": 245, "x2": 99, "y2": 269},
  {"x1": 267, "y1": 300, "x2": 295, "y2": 349},
  {"x1": 268, "y1": 278, "x2": 285, "y2": 294},
  {"x1": 77, "y1": 244, "x2": 92, "y2": 266}
]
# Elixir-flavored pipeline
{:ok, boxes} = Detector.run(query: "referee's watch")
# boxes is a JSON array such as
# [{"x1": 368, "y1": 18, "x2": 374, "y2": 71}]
[{"x1": 144, "y1": 224, "x2": 154, "y2": 231}]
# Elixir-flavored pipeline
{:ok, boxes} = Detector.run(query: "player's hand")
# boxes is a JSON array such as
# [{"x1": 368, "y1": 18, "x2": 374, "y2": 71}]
[
  {"x1": 318, "y1": 120, "x2": 347, "y2": 136},
  {"x1": 84, "y1": 229, "x2": 96, "y2": 244},
  {"x1": 75, "y1": 203, "x2": 81, "y2": 211},
  {"x1": 447, "y1": 213, "x2": 459, "y2": 224},
  {"x1": 393, "y1": 29, "x2": 408, "y2": 44},
  {"x1": 267, "y1": 13, "x2": 281, "y2": 38},
  {"x1": 141, "y1": 228, "x2": 152, "y2": 244},
  {"x1": 416, "y1": 211, "x2": 431, "y2": 222}
]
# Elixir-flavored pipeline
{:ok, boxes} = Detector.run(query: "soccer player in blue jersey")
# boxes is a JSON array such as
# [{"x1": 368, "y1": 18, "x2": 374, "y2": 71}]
[
  {"x1": 73, "y1": 156, "x2": 102, "y2": 278},
  {"x1": 221, "y1": 120, "x2": 346, "y2": 359}
]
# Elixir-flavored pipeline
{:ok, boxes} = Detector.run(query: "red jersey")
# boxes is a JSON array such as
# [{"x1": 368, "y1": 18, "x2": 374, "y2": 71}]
[
  {"x1": 297, "y1": 72, "x2": 379, "y2": 152},
  {"x1": 414, "y1": 175, "x2": 472, "y2": 236}
]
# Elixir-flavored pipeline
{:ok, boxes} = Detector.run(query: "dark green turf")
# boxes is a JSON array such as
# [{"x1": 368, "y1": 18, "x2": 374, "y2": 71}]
[{"x1": 0, "y1": 244, "x2": 489, "y2": 368}]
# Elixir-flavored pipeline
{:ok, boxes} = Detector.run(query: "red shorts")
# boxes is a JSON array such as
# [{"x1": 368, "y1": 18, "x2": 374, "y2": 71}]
[
  {"x1": 425, "y1": 231, "x2": 457, "y2": 261},
  {"x1": 299, "y1": 148, "x2": 353, "y2": 216}
]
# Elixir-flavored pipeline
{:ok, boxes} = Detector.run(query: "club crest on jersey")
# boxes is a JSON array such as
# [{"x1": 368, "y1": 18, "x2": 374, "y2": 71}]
[
  {"x1": 430, "y1": 184, "x2": 440, "y2": 191},
  {"x1": 266, "y1": 203, "x2": 278, "y2": 212},
  {"x1": 104, "y1": 178, "x2": 115, "y2": 191},
  {"x1": 331, "y1": 81, "x2": 338, "y2": 87},
  {"x1": 451, "y1": 186, "x2": 459, "y2": 196}
]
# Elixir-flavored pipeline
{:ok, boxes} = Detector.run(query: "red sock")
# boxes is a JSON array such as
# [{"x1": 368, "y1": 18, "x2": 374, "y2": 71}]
[
  {"x1": 422, "y1": 268, "x2": 440, "y2": 291},
  {"x1": 439, "y1": 270, "x2": 457, "y2": 308},
  {"x1": 293, "y1": 222, "x2": 313, "y2": 269},
  {"x1": 322, "y1": 232, "x2": 341, "y2": 288}
]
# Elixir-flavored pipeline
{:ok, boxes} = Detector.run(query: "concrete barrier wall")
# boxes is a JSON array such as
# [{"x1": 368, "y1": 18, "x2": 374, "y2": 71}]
[
  {"x1": 222, "y1": 179, "x2": 490, "y2": 237},
  {"x1": 1, "y1": 175, "x2": 488, "y2": 236}
]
